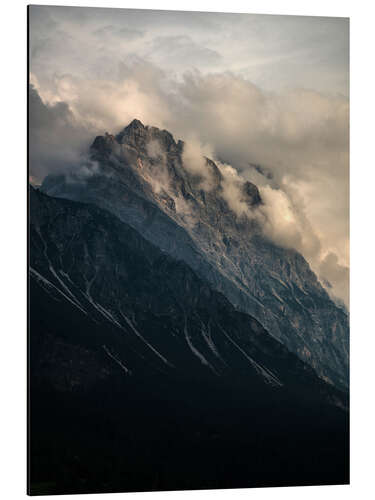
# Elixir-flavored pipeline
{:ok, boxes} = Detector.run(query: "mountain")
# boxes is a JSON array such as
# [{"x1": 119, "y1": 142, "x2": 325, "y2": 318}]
[
  {"x1": 29, "y1": 186, "x2": 348, "y2": 494},
  {"x1": 41, "y1": 119, "x2": 349, "y2": 389}
]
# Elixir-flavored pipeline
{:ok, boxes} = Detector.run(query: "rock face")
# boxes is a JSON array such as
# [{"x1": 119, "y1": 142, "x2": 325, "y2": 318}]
[
  {"x1": 41, "y1": 119, "x2": 349, "y2": 389},
  {"x1": 29, "y1": 186, "x2": 348, "y2": 493},
  {"x1": 29, "y1": 186, "x2": 345, "y2": 398}
]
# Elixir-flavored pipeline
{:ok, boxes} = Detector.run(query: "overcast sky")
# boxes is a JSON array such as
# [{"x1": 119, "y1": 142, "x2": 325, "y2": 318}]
[{"x1": 29, "y1": 5, "x2": 349, "y2": 307}]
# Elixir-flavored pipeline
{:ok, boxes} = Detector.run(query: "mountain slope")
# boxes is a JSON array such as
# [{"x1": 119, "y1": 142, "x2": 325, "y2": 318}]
[
  {"x1": 41, "y1": 119, "x2": 349, "y2": 389},
  {"x1": 29, "y1": 186, "x2": 348, "y2": 494},
  {"x1": 30, "y1": 186, "x2": 343, "y2": 394}
]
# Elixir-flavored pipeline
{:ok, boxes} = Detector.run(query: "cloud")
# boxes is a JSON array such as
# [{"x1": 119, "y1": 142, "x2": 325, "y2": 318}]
[
  {"x1": 258, "y1": 185, "x2": 304, "y2": 250},
  {"x1": 29, "y1": 6, "x2": 349, "y2": 96},
  {"x1": 28, "y1": 84, "x2": 95, "y2": 183},
  {"x1": 34, "y1": 60, "x2": 170, "y2": 133},
  {"x1": 92, "y1": 25, "x2": 144, "y2": 40},
  {"x1": 146, "y1": 138, "x2": 166, "y2": 162},
  {"x1": 181, "y1": 137, "x2": 215, "y2": 191},
  {"x1": 143, "y1": 139, "x2": 171, "y2": 195},
  {"x1": 319, "y1": 252, "x2": 349, "y2": 309},
  {"x1": 149, "y1": 35, "x2": 221, "y2": 69},
  {"x1": 216, "y1": 162, "x2": 253, "y2": 217}
]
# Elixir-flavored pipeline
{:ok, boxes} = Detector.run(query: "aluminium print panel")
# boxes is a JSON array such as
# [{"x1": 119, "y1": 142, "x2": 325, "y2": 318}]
[{"x1": 28, "y1": 5, "x2": 349, "y2": 495}]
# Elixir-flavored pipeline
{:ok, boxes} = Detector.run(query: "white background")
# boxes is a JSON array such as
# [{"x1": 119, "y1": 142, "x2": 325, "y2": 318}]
[{"x1": 0, "y1": 0, "x2": 374, "y2": 499}]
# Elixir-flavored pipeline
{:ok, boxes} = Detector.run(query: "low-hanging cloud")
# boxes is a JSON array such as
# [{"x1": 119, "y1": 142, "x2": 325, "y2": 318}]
[
  {"x1": 216, "y1": 161, "x2": 253, "y2": 217},
  {"x1": 319, "y1": 252, "x2": 350, "y2": 308},
  {"x1": 29, "y1": 84, "x2": 95, "y2": 183},
  {"x1": 181, "y1": 137, "x2": 215, "y2": 191}
]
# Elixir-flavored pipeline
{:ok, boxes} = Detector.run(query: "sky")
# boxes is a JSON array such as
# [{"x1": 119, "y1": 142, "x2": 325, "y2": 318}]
[{"x1": 28, "y1": 5, "x2": 349, "y2": 307}]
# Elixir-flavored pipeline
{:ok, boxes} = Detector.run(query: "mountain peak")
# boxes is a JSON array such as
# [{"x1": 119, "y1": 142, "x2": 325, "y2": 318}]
[
  {"x1": 115, "y1": 118, "x2": 149, "y2": 147},
  {"x1": 114, "y1": 119, "x2": 179, "y2": 153},
  {"x1": 125, "y1": 118, "x2": 145, "y2": 130}
]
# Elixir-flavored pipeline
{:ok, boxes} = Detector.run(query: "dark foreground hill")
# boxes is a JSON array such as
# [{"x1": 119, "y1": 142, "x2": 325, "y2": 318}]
[{"x1": 29, "y1": 187, "x2": 348, "y2": 495}]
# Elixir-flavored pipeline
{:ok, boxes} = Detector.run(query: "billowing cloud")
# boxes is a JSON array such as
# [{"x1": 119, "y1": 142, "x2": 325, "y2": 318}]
[
  {"x1": 216, "y1": 162, "x2": 254, "y2": 217},
  {"x1": 181, "y1": 137, "x2": 215, "y2": 191},
  {"x1": 319, "y1": 252, "x2": 349, "y2": 309},
  {"x1": 28, "y1": 84, "x2": 95, "y2": 183}
]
